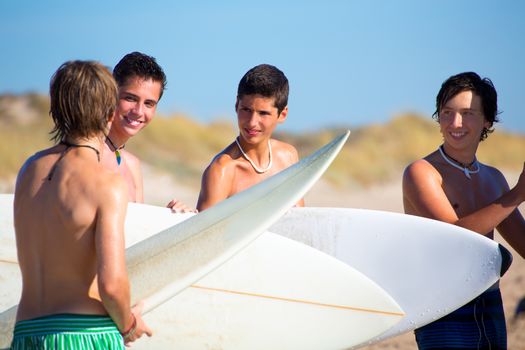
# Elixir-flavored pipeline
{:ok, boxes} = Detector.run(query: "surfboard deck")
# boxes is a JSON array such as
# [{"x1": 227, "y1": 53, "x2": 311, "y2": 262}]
[
  {"x1": 0, "y1": 220, "x2": 403, "y2": 350},
  {"x1": 269, "y1": 207, "x2": 512, "y2": 347},
  {"x1": 140, "y1": 232, "x2": 403, "y2": 349},
  {"x1": 0, "y1": 131, "x2": 351, "y2": 348}
]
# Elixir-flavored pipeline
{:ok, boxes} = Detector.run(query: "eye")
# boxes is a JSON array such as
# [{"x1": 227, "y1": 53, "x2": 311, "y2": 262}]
[{"x1": 440, "y1": 110, "x2": 452, "y2": 118}]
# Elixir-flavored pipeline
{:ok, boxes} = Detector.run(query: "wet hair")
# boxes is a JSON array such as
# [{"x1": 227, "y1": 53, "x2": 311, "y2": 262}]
[
  {"x1": 49, "y1": 60, "x2": 118, "y2": 143},
  {"x1": 113, "y1": 51, "x2": 167, "y2": 99},
  {"x1": 237, "y1": 64, "x2": 289, "y2": 114},
  {"x1": 433, "y1": 72, "x2": 499, "y2": 141}
]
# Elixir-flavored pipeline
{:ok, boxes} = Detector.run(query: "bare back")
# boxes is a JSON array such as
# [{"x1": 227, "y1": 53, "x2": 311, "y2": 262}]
[{"x1": 14, "y1": 143, "x2": 128, "y2": 321}]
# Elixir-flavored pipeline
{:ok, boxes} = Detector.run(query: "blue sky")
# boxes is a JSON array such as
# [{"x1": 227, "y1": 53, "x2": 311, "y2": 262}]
[{"x1": 1, "y1": 0, "x2": 524, "y2": 134}]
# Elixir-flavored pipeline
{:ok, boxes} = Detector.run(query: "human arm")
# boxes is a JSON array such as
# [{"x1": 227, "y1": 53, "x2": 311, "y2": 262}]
[
  {"x1": 403, "y1": 160, "x2": 525, "y2": 238},
  {"x1": 96, "y1": 177, "x2": 152, "y2": 343},
  {"x1": 495, "y1": 164, "x2": 525, "y2": 258},
  {"x1": 196, "y1": 157, "x2": 234, "y2": 211}
]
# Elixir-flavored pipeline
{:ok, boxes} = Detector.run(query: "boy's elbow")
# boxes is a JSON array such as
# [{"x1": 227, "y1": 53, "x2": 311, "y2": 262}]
[{"x1": 98, "y1": 275, "x2": 129, "y2": 302}]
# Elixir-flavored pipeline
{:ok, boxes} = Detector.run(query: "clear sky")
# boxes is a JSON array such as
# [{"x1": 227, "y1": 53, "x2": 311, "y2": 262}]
[{"x1": 1, "y1": 0, "x2": 524, "y2": 134}]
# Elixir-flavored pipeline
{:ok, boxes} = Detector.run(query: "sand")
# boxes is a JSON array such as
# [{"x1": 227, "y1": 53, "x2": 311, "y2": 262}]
[{"x1": 143, "y1": 167, "x2": 525, "y2": 349}]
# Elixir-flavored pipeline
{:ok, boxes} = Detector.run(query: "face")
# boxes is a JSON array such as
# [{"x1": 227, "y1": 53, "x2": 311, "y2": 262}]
[
  {"x1": 113, "y1": 76, "x2": 162, "y2": 140},
  {"x1": 235, "y1": 94, "x2": 287, "y2": 144},
  {"x1": 438, "y1": 90, "x2": 490, "y2": 149}
]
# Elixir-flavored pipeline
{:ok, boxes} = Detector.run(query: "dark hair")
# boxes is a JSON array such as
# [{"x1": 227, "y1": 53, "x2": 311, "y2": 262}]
[
  {"x1": 113, "y1": 51, "x2": 167, "y2": 99},
  {"x1": 237, "y1": 64, "x2": 289, "y2": 114},
  {"x1": 433, "y1": 72, "x2": 499, "y2": 141},
  {"x1": 49, "y1": 60, "x2": 118, "y2": 143}
]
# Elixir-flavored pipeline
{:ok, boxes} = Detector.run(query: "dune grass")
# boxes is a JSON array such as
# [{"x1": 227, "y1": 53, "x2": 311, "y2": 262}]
[{"x1": 1, "y1": 94, "x2": 523, "y2": 191}]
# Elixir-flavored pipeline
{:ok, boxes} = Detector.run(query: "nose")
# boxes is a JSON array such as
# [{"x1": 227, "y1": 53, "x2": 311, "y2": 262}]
[
  {"x1": 451, "y1": 112, "x2": 462, "y2": 127},
  {"x1": 246, "y1": 111, "x2": 259, "y2": 126},
  {"x1": 130, "y1": 102, "x2": 144, "y2": 116}
]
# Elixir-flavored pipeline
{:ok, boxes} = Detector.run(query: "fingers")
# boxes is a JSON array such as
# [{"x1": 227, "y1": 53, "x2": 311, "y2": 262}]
[
  {"x1": 166, "y1": 199, "x2": 197, "y2": 213},
  {"x1": 124, "y1": 301, "x2": 153, "y2": 346}
]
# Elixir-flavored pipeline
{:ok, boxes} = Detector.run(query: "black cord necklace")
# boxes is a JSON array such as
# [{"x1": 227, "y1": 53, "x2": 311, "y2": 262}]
[
  {"x1": 438, "y1": 145, "x2": 479, "y2": 179},
  {"x1": 48, "y1": 141, "x2": 101, "y2": 180},
  {"x1": 106, "y1": 136, "x2": 125, "y2": 165}
]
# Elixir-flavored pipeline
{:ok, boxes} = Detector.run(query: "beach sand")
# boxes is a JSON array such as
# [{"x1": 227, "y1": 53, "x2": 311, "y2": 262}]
[{"x1": 143, "y1": 167, "x2": 525, "y2": 349}]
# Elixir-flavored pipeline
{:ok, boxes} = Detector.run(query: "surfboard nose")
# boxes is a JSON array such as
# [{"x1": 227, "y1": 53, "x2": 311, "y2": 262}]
[{"x1": 498, "y1": 244, "x2": 513, "y2": 277}]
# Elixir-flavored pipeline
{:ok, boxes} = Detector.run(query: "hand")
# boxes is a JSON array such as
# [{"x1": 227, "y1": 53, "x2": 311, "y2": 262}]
[
  {"x1": 123, "y1": 301, "x2": 153, "y2": 347},
  {"x1": 166, "y1": 198, "x2": 198, "y2": 213}
]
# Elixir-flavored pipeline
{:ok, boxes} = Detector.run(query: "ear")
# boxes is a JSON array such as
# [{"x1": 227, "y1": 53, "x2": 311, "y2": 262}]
[
  {"x1": 277, "y1": 106, "x2": 288, "y2": 124},
  {"x1": 235, "y1": 97, "x2": 239, "y2": 112}
]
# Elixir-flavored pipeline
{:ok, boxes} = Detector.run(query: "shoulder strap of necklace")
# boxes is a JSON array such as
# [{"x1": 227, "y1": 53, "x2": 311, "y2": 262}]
[{"x1": 48, "y1": 142, "x2": 101, "y2": 181}]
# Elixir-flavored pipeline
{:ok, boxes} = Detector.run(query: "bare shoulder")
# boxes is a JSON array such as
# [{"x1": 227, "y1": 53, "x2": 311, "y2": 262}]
[
  {"x1": 204, "y1": 146, "x2": 238, "y2": 181},
  {"x1": 479, "y1": 162, "x2": 510, "y2": 189},
  {"x1": 197, "y1": 143, "x2": 238, "y2": 211},
  {"x1": 92, "y1": 166, "x2": 128, "y2": 207},
  {"x1": 121, "y1": 149, "x2": 140, "y2": 169},
  {"x1": 403, "y1": 157, "x2": 440, "y2": 184},
  {"x1": 271, "y1": 139, "x2": 299, "y2": 164}
]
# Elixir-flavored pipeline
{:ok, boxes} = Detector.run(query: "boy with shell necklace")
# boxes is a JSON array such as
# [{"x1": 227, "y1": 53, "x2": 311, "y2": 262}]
[
  {"x1": 193, "y1": 64, "x2": 304, "y2": 211},
  {"x1": 403, "y1": 71, "x2": 525, "y2": 349}
]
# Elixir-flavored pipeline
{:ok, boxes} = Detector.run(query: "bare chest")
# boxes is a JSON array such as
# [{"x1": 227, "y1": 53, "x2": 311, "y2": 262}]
[{"x1": 442, "y1": 171, "x2": 503, "y2": 217}]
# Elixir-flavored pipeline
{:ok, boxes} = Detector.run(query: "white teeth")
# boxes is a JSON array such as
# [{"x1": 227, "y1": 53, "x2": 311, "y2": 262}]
[{"x1": 125, "y1": 117, "x2": 142, "y2": 126}]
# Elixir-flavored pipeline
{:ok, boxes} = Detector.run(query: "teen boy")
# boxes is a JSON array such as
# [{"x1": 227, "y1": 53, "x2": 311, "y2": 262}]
[
  {"x1": 103, "y1": 52, "x2": 190, "y2": 212},
  {"x1": 12, "y1": 60, "x2": 151, "y2": 349},
  {"x1": 403, "y1": 72, "x2": 525, "y2": 349},
  {"x1": 195, "y1": 64, "x2": 304, "y2": 211}
]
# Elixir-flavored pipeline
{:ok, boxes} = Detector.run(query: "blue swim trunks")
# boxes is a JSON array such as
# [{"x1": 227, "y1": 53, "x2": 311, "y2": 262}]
[
  {"x1": 10, "y1": 313, "x2": 125, "y2": 350},
  {"x1": 415, "y1": 288, "x2": 506, "y2": 349}
]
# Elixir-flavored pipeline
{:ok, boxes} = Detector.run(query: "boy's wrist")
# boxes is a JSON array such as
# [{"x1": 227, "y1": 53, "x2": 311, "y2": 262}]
[{"x1": 120, "y1": 313, "x2": 137, "y2": 340}]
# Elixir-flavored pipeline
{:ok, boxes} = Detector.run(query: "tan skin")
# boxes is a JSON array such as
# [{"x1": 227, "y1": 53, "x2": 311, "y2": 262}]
[
  {"x1": 103, "y1": 76, "x2": 191, "y2": 212},
  {"x1": 403, "y1": 90, "x2": 525, "y2": 259},
  {"x1": 196, "y1": 94, "x2": 304, "y2": 211},
  {"x1": 14, "y1": 134, "x2": 152, "y2": 346},
  {"x1": 102, "y1": 76, "x2": 159, "y2": 204}
]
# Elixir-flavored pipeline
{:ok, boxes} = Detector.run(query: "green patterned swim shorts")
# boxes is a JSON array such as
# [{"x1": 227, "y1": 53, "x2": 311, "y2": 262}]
[{"x1": 11, "y1": 313, "x2": 124, "y2": 350}]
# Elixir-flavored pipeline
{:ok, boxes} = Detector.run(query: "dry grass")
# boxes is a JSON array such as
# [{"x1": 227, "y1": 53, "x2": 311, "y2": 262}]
[{"x1": 1, "y1": 94, "x2": 523, "y2": 191}]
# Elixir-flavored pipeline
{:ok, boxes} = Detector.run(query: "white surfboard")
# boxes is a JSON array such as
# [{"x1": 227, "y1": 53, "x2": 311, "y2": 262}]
[
  {"x1": 0, "y1": 131, "x2": 350, "y2": 347},
  {"x1": 269, "y1": 207, "x2": 513, "y2": 347},
  {"x1": 0, "y1": 204, "x2": 403, "y2": 350},
  {"x1": 122, "y1": 203, "x2": 404, "y2": 349},
  {"x1": 148, "y1": 232, "x2": 403, "y2": 349}
]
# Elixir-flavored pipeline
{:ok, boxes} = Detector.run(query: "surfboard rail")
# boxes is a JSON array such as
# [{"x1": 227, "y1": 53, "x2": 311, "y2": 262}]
[{"x1": 0, "y1": 131, "x2": 350, "y2": 348}]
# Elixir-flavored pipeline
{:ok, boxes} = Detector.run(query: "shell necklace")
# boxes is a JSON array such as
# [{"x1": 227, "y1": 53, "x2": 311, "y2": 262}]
[
  {"x1": 235, "y1": 137, "x2": 272, "y2": 174},
  {"x1": 438, "y1": 145, "x2": 479, "y2": 179}
]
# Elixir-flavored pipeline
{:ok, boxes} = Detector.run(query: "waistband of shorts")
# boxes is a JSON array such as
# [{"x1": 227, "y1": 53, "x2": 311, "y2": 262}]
[{"x1": 13, "y1": 313, "x2": 119, "y2": 337}]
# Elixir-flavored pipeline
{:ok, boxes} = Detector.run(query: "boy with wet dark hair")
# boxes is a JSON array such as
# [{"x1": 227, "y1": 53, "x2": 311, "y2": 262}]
[
  {"x1": 403, "y1": 71, "x2": 525, "y2": 349},
  {"x1": 193, "y1": 64, "x2": 304, "y2": 211}
]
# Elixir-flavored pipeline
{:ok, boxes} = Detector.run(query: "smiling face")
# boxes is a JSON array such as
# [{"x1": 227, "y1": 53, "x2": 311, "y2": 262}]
[
  {"x1": 113, "y1": 76, "x2": 162, "y2": 142},
  {"x1": 236, "y1": 94, "x2": 287, "y2": 144},
  {"x1": 438, "y1": 90, "x2": 490, "y2": 153}
]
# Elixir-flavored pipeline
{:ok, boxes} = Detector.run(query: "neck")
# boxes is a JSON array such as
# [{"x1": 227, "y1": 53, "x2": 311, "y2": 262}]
[
  {"x1": 235, "y1": 136, "x2": 272, "y2": 174},
  {"x1": 441, "y1": 144, "x2": 476, "y2": 167},
  {"x1": 61, "y1": 139, "x2": 101, "y2": 163},
  {"x1": 106, "y1": 133, "x2": 126, "y2": 151},
  {"x1": 438, "y1": 145, "x2": 480, "y2": 179}
]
